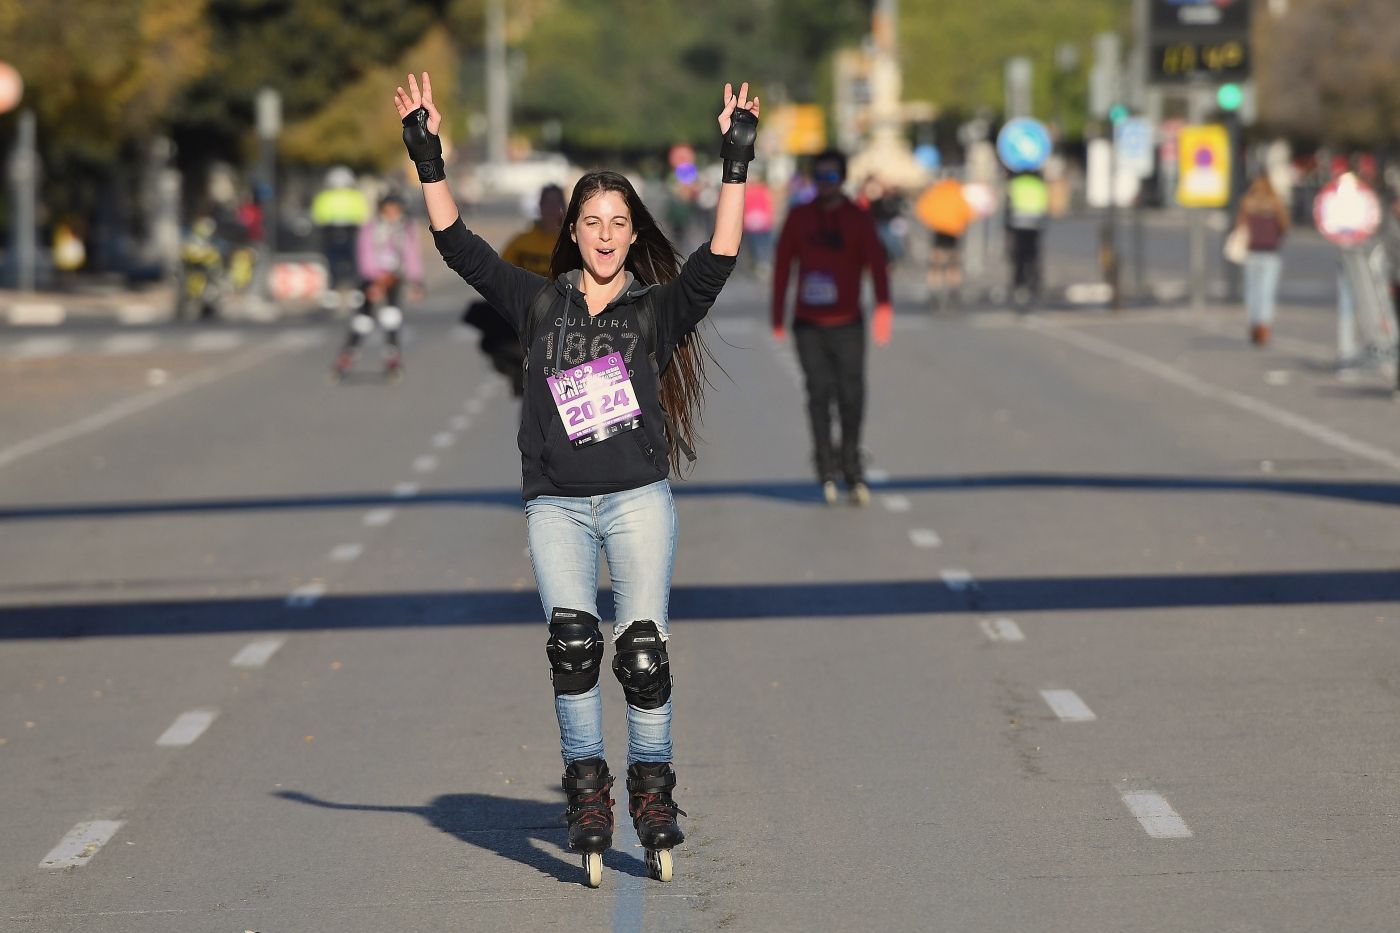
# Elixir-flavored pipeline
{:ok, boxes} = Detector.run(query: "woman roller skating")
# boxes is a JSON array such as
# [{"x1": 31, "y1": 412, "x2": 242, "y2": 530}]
[{"x1": 393, "y1": 72, "x2": 758, "y2": 887}]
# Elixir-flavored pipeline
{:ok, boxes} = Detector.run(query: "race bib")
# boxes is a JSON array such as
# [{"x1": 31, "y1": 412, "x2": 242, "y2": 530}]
[
  {"x1": 799, "y1": 271, "x2": 839, "y2": 307},
  {"x1": 546, "y1": 352, "x2": 643, "y2": 448}
]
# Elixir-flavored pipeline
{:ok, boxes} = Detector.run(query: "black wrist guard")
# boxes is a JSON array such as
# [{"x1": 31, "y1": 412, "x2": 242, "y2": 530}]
[
  {"x1": 720, "y1": 109, "x2": 758, "y2": 184},
  {"x1": 401, "y1": 107, "x2": 447, "y2": 184}
]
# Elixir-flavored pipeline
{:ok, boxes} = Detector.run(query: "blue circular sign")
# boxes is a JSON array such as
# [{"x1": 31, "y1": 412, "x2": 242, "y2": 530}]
[
  {"x1": 996, "y1": 118, "x2": 1052, "y2": 173},
  {"x1": 914, "y1": 144, "x2": 941, "y2": 172}
]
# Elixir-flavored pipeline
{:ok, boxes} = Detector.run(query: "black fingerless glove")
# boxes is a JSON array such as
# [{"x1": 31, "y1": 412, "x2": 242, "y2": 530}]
[
  {"x1": 401, "y1": 107, "x2": 446, "y2": 184},
  {"x1": 720, "y1": 109, "x2": 759, "y2": 184}
]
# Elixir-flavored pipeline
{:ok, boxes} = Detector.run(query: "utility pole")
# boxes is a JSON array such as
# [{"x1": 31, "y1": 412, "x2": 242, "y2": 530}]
[
  {"x1": 486, "y1": 0, "x2": 509, "y2": 166},
  {"x1": 9, "y1": 109, "x2": 37, "y2": 291}
]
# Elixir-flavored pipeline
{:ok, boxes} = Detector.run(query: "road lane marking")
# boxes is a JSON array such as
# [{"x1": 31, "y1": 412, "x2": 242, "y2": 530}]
[
  {"x1": 14, "y1": 336, "x2": 75, "y2": 358},
  {"x1": 431, "y1": 432, "x2": 455, "y2": 449},
  {"x1": 882, "y1": 494, "x2": 912, "y2": 513},
  {"x1": 392, "y1": 482, "x2": 420, "y2": 499},
  {"x1": 101, "y1": 334, "x2": 159, "y2": 355},
  {"x1": 231, "y1": 638, "x2": 285, "y2": 669},
  {"x1": 40, "y1": 820, "x2": 124, "y2": 868},
  {"x1": 941, "y1": 569, "x2": 976, "y2": 591},
  {"x1": 465, "y1": 399, "x2": 485, "y2": 415},
  {"x1": 866, "y1": 468, "x2": 890, "y2": 485},
  {"x1": 285, "y1": 582, "x2": 326, "y2": 608},
  {"x1": 979, "y1": 618, "x2": 1025, "y2": 642},
  {"x1": 1120, "y1": 790, "x2": 1193, "y2": 839},
  {"x1": 1031, "y1": 319, "x2": 1400, "y2": 474},
  {"x1": 156, "y1": 709, "x2": 218, "y2": 747},
  {"x1": 362, "y1": 508, "x2": 396, "y2": 527},
  {"x1": 0, "y1": 337, "x2": 302, "y2": 472},
  {"x1": 412, "y1": 455, "x2": 438, "y2": 473},
  {"x1": 909, "y1": 528, "x2": 942, "y2": 548},
  {"x1": 328, "y1": 543, "x2": 364, "y2": 563},
  {"x1": 1041, "y1": 689, "x2": 1097, "y2": 722},
  {"x1": 449, "y1": 415, "x2": 470, "y2": 431},
  {"x1": 187, "y1": 332, "x2": 244, "y2": 353}
]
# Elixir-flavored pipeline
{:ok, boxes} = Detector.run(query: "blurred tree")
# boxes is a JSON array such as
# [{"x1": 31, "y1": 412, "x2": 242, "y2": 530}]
[{"x1": 1256, "y1": 0, "x2": 1400, "y2": 146}]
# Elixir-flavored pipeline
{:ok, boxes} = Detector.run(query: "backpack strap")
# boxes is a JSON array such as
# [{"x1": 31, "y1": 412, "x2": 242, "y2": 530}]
[{"x1": 520, "y1": 283, "x2": 556, "y2": 372}]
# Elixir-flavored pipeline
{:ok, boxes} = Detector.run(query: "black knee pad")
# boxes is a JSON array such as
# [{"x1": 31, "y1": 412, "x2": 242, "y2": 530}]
[
  {"x1": 612, "y1": 620, "x2": 671, "y2": 710},
  {"x1": 547, "y1": 608, "x2": 604, "y2": 696}
]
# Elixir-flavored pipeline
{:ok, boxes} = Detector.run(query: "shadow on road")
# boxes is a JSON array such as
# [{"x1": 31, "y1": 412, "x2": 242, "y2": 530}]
[
  {"x1": 3, "y1": 567, "x2": 1397, "y2": 640},
  {"x1": 274, "y1": 788, "x2": 646, "y2": 885},
  {"x1": 4, "y1": 471, "x2": 1400, "y2": 522}
]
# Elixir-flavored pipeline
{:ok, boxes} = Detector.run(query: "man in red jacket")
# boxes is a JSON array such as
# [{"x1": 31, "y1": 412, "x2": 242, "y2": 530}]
[{"x1": 772, "y1": 149, "x2": 893, "y2": 506}]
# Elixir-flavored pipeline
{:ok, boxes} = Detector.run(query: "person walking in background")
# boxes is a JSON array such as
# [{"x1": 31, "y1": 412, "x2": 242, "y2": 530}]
[
  {"x1": 1235, "y1": 175, "x2": 1289, "y2": 347},
  {"x1": 771, "y1": 148, "x2": 892, "y2": 507},
  {"x1": 1006, "y1": 171, "x2": 1048, "y2": 309},
  {"x1": 332, "y1": 193, "x2": 423, "y2": 381},
  {"x1": 915, "y1": 173, "x2": 973, "y2": 309},
  {"x1": 312, "y1": 166, "x2": 371, "y2": 314}
]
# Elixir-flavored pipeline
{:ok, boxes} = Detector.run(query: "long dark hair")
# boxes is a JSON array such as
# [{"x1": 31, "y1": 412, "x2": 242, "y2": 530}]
[{"x1": 549, "y1": 171, "x2": 714, "y2": 473}]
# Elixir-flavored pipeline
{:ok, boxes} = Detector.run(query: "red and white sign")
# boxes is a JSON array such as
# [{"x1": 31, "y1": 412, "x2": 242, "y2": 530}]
[
  {"x1": 0, "y1": 62, "x2": 23, "y2": 114},
  {"x1": 1313, "y1": 173, "x2": 1381, "y2": 247},
  {"x1": 269, "y1": 258, "x2": 328, "y2": 302}
]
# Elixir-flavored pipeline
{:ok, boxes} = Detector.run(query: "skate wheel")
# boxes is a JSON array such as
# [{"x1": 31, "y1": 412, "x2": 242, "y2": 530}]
[
  {"x1": 582, "y1": 851, "x2": 602, "y2": 888},
  {"x1": 645, "y1": 848, "x2": 673, "y2": 882}
]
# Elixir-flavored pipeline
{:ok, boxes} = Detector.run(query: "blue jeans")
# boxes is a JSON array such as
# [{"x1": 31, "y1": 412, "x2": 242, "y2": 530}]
[
  {"x1": 526, "y1": 479, "x2": 678, "y2": 766},
  {"x1": 1244, "y1": 251, "x2": 1282, "y2": 326}
]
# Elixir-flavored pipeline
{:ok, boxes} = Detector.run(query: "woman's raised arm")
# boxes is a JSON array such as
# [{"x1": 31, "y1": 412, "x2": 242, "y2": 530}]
[
  {"x1": 396, "y1": 72, "x2": 460, "y2": 232},
  {"x1": 711, "y1": 82, "x2": 760, "y2": 257}
]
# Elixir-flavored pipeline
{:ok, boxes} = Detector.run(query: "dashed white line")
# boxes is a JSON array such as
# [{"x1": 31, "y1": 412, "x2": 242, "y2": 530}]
[
  {"x1": 940, "y1": 569, "x2": 976, "y2": 591},
  {"x1": 14, "y1": 336, "x2": 75, "y2": 359},
  {"x1": 231, "y1": 637, "x2": 286, "y2": 669},
  {"x1": 908, "y1": 528, "x2": 942, "y2": 548},
  {"x1": 882, "y1": 494, "x2": 912, "y2": 513},
  {"x1": 465, "y1": 399, "x2": 485, "y2": 415},
  {"x1": 362, "y1": 508, "x2": 396, "y2": 527},
  {"x1": 1041, "y1": 689, "x2": 1097, "y2": 722},
  {"x1": 156, "y1": 709, "x2": 218, "y2": 747},
  {"x1": 40, "y1": 820, "x2": 124, "y2": 868},
  {"x1": 431, "y1": 432, "x2": 455, "y2": 449},
  {"x1": 412, "y1": 455, "x2": 439, "y2": 473},
  {"x1": 100, "y1": 334, "x2": 159, "y2": 355},
  {"x1": 187, "y1": 332, "x2": 244, "y2": 353},
  {"x1": 285, "y1": 582, "x2": 326, "y2": 608},
  {"x1": 979, "y1": 618, "x2": 1025, "y2": 643},
  {"x1": 392, "y1": 481, "x2": 420, "y2": 499},
  {"x1": 1120, "y1": 790, "x2": 1193, "y2": 839},
  {"x1": 328, "y1": 543, "x2": 364, "y2": 563},
  {"x1": 449, "y1": 415, "x2": 470, "y2": 431}
]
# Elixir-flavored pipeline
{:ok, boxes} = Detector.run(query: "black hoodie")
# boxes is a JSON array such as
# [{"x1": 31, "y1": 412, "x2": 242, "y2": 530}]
[{"x1": 432, "y1": 218, "x2": 736, "y2": 500}]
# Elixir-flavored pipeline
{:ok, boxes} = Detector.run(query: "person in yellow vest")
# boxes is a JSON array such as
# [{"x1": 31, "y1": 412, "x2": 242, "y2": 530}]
[
  {"x1": 914, "y1": 175, "x2": 973, "y2": 308},
  {"x1": 1006, "y1": 171, "x2": 1049, "y2": 309},
  {"x1": 463, "y1": 184, "x2": 567, "y2": 396},
  {"x1": 311, "y1": 166, "x2": 371, "y2": 313}
]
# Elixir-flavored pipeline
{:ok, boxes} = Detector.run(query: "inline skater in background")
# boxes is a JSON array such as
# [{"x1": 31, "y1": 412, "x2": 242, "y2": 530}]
[
  {"x1": 771, "y1": 148, "x2": 892, "y2": 507},
  {"x1": 332, "y1": 193, "x2": 424, "y2": 381},
  {"x1": 396, "y1": 71, "x2": 758, "y2": 886}
]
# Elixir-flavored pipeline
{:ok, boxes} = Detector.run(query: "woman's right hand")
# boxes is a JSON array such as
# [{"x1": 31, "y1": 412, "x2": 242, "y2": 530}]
[{"x1": 395, "y1": 72, "x2": 442, "y2": 136}]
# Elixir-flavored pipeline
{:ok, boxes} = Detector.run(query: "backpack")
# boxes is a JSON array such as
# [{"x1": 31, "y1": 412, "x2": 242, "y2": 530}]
[{"x1": 521, "y1": 283, "x2": 695, "y2": 464}]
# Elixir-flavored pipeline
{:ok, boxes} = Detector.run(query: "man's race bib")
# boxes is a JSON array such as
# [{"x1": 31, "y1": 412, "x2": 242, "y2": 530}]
[
  {"x1": 546, "y1": 353, "x2": 643, "y2": 448},
  {"x1": 799, "y1": 271, "x2": 839, "y2": 307}
]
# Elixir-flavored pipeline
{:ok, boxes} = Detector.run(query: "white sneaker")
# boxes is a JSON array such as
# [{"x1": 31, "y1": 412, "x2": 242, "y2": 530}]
[
  {"x1": 849, "y1": 482, "x2": 871, "y2": 507},
  {"x1": 822, "y1": 481, "x2": 839, "y2": 506}
]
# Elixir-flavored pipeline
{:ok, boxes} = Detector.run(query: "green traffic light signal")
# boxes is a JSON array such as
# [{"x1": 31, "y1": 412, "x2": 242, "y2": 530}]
[
  {"x1": 1217, "y1": 83, "x2": 1243, "y2": 112},
  {"x1": 1108, "y1": 104, "x2": 1128, "y2": 124}
]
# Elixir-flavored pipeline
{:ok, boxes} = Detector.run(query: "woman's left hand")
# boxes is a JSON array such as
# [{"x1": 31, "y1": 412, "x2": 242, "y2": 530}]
[{"x1": 718, "y1": 82, "x2": 760, "y2": 136}]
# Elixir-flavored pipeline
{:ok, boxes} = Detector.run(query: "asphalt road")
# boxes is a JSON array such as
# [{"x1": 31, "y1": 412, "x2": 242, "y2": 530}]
[{"x1": 2, "y1": 250, "x2": 1400, "y2": 931}]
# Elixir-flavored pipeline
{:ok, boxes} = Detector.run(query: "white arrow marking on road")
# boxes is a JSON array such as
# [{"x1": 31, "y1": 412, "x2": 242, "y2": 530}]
[
  {"x1": 1120, "y1": 790, "x2": 1193, "y2": 839},
  {"x1": 392, "y1": 482, "x2": 420, "y2": 499},
  {"x1": 1041, "y1": 689, "x2": 1097, "y2": 722},
  {"x1": 941, "y1": 569, "x2": 976, "y2": 591},
  {"x1": 156, "y1": 709, "x2": 219, "y2": 747},
  {"x1": 979, "y1": 618, "x2": 1025, "y2": 642},
  {"x1": 431, "y1": 432, "x2": 455, "y2": 449},
  {"x1": 328, "y1": 543, "x2": 364, "y2": 563},
  {"x1": 286, "y1": 582, "x2": 326, "y2": 607},
  {"x1": 40, "y1": 820, "x2": 124, "y2": 868},
  {"x1": 882, "y1": 494, "x2": 912, "y2": 513},
  {"x1": 413, "y1": 455, "x2": 438, "y2": 473},
  {"x1": 909, "y1": 528, "x2": 942, "y2": 548},
  {"x1": 362, "y1": 509, "x2": 396, "y2": 527},
  {"x1": 231, "y1": 637, "x2": 286, "y2": 669}
]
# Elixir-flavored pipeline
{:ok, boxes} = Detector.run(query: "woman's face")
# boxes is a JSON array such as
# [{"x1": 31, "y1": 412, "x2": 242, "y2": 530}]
[{"x1": 572, "y1": 190, "x2": 637, "y2": 282}]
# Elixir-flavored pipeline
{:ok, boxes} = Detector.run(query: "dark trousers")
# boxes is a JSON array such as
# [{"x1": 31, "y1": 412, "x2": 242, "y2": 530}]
[
  {"x1": 794, "y1": 320, "x2": 866, "y2": 484},
  {"x1": 1010, "y1": 227, "x2": 1042, "y2": 296}
]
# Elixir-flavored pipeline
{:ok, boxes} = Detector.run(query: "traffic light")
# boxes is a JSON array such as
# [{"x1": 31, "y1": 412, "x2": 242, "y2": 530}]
[
  {"x1": 1216, "y1": 83, "x2": 1243, "y2": 112},
  {"x1": 1108, "y1": 104, "x2": 1129, "y2": 125}
]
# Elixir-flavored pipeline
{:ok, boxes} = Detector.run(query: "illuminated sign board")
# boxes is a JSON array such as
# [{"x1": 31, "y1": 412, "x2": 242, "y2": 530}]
[{"x1": 1149, "y1": 0, "x2": 1250, "y2": 83}]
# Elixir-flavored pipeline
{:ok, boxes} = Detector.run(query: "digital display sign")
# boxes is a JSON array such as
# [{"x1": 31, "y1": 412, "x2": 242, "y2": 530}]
[{"x1": 1149, "y1": 0, "x2": 1251, "y2": 84}]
